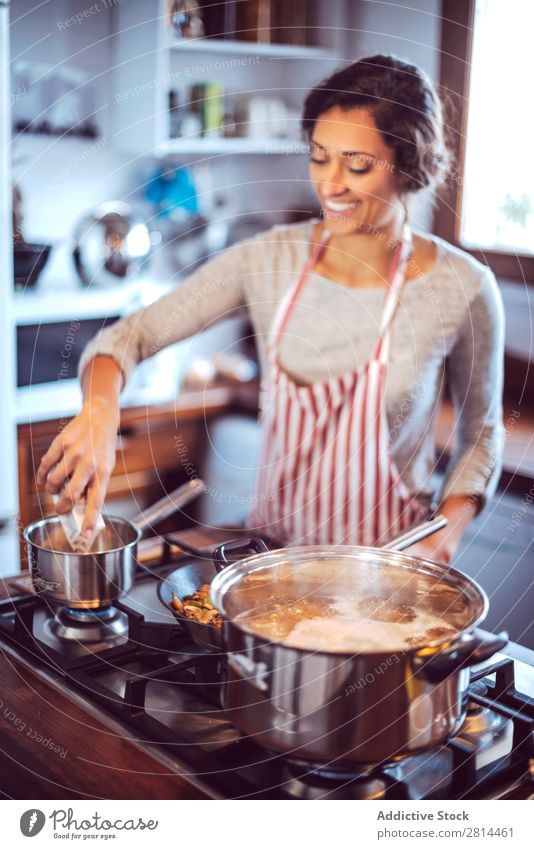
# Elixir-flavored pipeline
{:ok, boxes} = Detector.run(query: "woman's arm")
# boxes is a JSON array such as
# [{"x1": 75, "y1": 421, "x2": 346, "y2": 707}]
[
  {"x1": 409, "y1": 268, "x2": 505, "y2": 563},
  {"x1": 76, "y1": 239, "x2": 249, "y2": 389},
  {"x1": 37, "y1": 239, "x2": 251, "y2": 537}
]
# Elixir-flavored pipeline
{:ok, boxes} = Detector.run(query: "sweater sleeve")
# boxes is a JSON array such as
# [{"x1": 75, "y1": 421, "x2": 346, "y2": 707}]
[
  {"x1": 77, "y1": 238, "x2": 251, "y2": 387},
  {"x1": 439, "y1": 268, "x2": 505, "y2": 513}
]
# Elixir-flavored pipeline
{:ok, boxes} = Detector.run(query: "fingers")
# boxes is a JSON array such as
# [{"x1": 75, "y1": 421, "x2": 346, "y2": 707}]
[
  {"x1": 54, "y1": 464, "x2": 92, "y2": 514},
  {"x1": 43, "y1": 448, "x2": 83, "y2": 495},
  {"x1": 83, "y1": 476, "x2": 108, "y2": 537},
  {"x1": 36, "y1": 439, "x2": 64, "y2": 487}
]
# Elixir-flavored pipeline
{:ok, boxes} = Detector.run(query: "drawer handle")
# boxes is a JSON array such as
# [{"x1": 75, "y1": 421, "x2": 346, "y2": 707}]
[{"x1": 117, "y1": 426, "x2": 135, "y2": 438}]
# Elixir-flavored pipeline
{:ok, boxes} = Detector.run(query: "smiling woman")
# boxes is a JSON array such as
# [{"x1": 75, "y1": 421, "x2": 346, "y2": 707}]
[
  {"x1": 301, "y1": 55, "x2": 450, "y2": 287},
  {"x1": 37, "y1": 54, "x2": 505, "y2": 565}
]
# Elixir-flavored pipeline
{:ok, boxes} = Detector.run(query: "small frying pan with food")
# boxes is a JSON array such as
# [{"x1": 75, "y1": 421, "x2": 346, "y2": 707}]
[{"x1": 157, "y1": 539, "x2": 268, "y2": 651}]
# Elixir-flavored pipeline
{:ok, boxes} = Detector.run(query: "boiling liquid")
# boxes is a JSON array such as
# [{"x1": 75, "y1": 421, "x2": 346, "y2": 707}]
[{"x1": 237, "y1": 594, "x2": 456, "y2": 653}]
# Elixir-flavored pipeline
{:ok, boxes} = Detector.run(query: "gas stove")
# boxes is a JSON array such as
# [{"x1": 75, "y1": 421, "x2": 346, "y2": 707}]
[{"x1": 1, "y1": 540, "x2": 534, "y2": 800}]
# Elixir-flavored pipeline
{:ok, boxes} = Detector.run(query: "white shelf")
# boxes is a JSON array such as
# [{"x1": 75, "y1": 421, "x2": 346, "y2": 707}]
[
  {"x1": 168, "y1": 37, "x2": 331, "y2": 59},
  {"x1": 155, "y1": 137, "x2": 308, "y2": 157},
  {"x1": 13, "y1": 278, "x2": 173, "y2": 325}
]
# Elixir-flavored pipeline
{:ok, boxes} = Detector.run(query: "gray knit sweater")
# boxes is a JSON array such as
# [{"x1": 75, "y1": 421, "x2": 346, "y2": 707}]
[{"x1": 79, "y1": 219, "x2": 505, "y2": 513}]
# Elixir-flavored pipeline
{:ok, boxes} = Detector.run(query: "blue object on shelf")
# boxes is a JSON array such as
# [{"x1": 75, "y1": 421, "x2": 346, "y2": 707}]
[{"x1": 145, "y1": 165, "x2": 199, "y2": 217}]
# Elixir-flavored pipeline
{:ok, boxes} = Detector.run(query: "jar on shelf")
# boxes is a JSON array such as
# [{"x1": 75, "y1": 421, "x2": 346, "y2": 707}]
[{"x1": 169, "y1": 0, "x2": 205, "y2": 39}]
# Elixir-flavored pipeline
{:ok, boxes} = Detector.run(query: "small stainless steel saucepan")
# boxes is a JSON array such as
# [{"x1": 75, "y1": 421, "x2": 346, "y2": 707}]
[{"x1": 24, "y1": 478, "x2": 206, "y2": 609}]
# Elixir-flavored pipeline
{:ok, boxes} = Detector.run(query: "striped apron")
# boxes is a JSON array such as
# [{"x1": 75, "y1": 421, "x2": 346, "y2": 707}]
[{"x1": 249, "y1": 222, "x2": 426, "y2": 546}]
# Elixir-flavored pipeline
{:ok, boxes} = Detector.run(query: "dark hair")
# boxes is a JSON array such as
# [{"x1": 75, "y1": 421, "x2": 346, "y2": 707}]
[{"x1": 302, "y1": 54, "x2": 450, "y2": 195}]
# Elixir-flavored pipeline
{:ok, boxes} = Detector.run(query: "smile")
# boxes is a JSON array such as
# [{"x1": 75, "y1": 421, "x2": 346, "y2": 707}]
[{"x1": 323, "y1": 199, "x2": 361, "y2": 213}]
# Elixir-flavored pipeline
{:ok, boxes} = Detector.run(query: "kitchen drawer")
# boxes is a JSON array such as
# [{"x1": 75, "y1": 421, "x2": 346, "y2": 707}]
[
  {"x1": 113, "y1": 422, "x2": 199, "y2": 478},
  {"x1": 25, "y1": 421, "x2": 200, "y2": 495}
]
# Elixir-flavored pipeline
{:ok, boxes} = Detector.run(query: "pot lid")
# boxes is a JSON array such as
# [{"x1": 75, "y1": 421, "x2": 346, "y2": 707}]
[{"x1": 210, "y1": 546, "x2": 487, "y2": 655}]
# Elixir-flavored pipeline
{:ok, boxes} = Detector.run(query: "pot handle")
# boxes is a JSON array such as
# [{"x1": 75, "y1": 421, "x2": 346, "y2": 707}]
[
  {"x1": 381, "y1": 512, "x2": 447, "y2": 551},
  {"x1": 213, "y1": 537, "x2": 270, "y2": 573},
  {"x1": 133, "y1": 478, "x2": 207, "y2": 531},
  {"x1": 414, "y1": 629, "x2": 508, "y2": 684}
]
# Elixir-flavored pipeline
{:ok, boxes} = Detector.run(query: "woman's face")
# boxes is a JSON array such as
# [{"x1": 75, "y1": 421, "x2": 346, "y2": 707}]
[{"x1": 309, "y1": 106, "x2": 403, "y2": 236}]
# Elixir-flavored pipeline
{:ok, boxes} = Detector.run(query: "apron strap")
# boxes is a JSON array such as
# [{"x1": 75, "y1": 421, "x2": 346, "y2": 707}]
[
  {"x1": 373, "y1": 221, "x2": 413, "y2": 364},
  {"x1": 270, "y1": 228, "x2": 331, "y2": 349},
  {"x1": 270, "y1": 219, "x2": 413, "y2": 362}
]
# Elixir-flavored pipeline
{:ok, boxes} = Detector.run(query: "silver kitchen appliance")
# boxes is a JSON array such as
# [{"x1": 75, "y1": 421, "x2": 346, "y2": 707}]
[{"x1": 72, "y1": 201, "x2": 152, "y2": 288}]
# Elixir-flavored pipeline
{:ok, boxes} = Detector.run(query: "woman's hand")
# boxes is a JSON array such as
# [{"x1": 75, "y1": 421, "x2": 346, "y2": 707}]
[
  {"x1": 36, "y1": 397, "x2": 120, "y2": 538},
  {"x1": 406, "y1": 526, "x2": 457, "y2": 565},
  {"x1": 37, "y1": 397, "x2": 120, "y2": 535},
  {"x1": 37, "y1": 355, "x2": 124, "y2": 539},
  {"x1": 406, "y1": 494, "x2": 479, "y2": 564}
]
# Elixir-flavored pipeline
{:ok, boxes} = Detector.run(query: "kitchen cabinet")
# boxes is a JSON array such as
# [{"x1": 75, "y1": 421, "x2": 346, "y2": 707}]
[{"x1": 110, "y1": 0, "x2": 349, "y2": 157}]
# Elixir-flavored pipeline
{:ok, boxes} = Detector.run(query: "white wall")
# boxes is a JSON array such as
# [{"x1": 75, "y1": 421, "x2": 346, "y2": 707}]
[
  {"x1": 345, "y1": 0, "x2": 441, "y2": 79},
  {"x1": 338, "y1": 1, "x2": 443, "y2": 231}
]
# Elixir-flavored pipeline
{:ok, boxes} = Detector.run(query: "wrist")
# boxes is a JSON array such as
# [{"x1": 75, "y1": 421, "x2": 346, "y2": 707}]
[
  {"x1": 439, "y1": 495, "x2": 478, "y2": 544},
  {"x1": 83, "y1": 394, "x2": 120, "y2": 422}
]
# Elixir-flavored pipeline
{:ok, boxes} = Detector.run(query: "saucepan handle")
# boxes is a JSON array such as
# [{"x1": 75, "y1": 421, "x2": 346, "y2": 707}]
[
  {"x1": 133, "y1": 478, "x2": 207, "y2": 531},
  {"x1": 213, "y1": 537, "x2": 270, "y2": 573},
  {"x1": 414, "y1": 629, "x2": 508, "y2": 683}
]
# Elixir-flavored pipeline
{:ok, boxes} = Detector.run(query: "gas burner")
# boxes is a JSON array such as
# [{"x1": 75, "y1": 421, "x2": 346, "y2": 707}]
[
  {"x1": 455, "y1": 704, "x2": 514, "y2": 770},
  {"x1": 46, "y1": 604, "x2": 128, "y2": 644},
  {"x1": 280, "y1": 758, "x2": 388, "y2": 800},
  {"x1": 30, "y1": 602, "x2": 130, "y2": 658}
]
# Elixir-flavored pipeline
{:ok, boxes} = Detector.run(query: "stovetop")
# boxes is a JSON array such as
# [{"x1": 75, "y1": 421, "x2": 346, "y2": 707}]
[{"x1": 1, "y1": 550, "x2": 534, "y2": 800}]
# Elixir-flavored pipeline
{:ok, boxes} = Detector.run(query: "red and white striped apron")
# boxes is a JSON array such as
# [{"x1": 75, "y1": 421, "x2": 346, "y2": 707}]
[{"x1": 249, "y1": 222, "x2": 426, "y2": 546}]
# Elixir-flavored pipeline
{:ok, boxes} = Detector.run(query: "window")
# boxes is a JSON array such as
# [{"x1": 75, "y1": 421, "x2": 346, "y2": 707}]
[
  {"x1": 436, "y1": 0, "x2": 534, "y2": 281},
  {"x1": 461, "y1": 0, "x2": 534, "y2": 254}
]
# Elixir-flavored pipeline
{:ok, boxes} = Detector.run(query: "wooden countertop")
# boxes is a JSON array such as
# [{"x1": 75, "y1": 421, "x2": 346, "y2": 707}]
[{"x1": 0, "y1": 650, "x2": 209, "y2": 800}]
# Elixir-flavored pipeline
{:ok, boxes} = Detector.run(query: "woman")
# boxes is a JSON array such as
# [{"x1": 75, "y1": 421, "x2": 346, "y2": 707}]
[{"x1": 37, "y1": 55, "x2": 504, "y2": 563}]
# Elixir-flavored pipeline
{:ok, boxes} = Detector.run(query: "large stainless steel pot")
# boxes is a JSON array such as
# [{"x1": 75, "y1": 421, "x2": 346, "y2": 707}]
[
  {"x1": 24, "y1": 479, "x2": 206, "y2": 609},
  {"x1": 210, "y1": 538, "x2": 508, "y2": 766}
]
